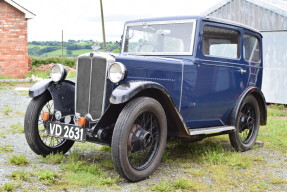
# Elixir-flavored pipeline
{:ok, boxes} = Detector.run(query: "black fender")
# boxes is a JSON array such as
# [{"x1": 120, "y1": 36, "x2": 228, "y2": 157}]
[
  {"x1": 106, "y1": 81, "x2": 190, "y2": 137},
  {"x1": 29, "y1": 79, "x2": 53, "y2": 98},
  {"x1": 29, "y1": 80, "x2": 75, "y2": 116},
  {"x1": 230, "y1": 87, "x2": 267, "y2": 126}
]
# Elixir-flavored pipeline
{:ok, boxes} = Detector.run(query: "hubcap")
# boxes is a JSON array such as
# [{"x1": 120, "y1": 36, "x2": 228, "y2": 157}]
[{"x1": 127, "y1": 111, "x2": 160, "y2": 170}]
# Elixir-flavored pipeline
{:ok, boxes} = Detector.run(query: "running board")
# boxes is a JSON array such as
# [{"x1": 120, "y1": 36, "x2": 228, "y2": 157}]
[{"x1": 189, "y1": 126, "x2": 235, "y2": 136}]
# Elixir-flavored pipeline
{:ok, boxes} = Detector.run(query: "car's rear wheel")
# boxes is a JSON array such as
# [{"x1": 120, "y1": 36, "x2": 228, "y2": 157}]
[
  {"x1": 229, "y1": 95, "x2": 260, "y2": 151},
  {"x1": 24, "y1": 91, "x2": 74, "y2": 156},
  {"x1": 111, "y1": 97, "x2": 167, "y2": 182}
]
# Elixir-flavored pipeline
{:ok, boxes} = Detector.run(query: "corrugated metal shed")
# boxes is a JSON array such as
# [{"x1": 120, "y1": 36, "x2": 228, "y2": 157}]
[{"x1": 202, "y1": 0, "x2": 287, "y2": 30}]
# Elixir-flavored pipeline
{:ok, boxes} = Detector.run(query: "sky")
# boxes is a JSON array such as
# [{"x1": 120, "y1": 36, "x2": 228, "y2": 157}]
[{"x1": 16, "y1": 0, "x2": 223, "y2": 42}]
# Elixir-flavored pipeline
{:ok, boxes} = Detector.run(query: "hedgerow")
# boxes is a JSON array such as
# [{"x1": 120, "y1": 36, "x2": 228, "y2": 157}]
[{"x1": 31, "y1": 57, "x2": 76, "y2": 68}]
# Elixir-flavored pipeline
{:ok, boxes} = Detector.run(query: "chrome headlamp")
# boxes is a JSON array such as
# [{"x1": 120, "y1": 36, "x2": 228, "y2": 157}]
[
  {"x1": 50, "y1": 64, "x2": 67, "y2": 82},
  {"x1": 108, "y1": 62, "x2": 127, "y2": 83}
]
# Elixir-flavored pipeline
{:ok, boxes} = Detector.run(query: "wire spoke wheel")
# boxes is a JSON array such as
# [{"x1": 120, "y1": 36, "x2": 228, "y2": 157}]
[
  {"x1": 229, "y1": 95, "x2": 260, "y2": 151},
  {"x1": 112, "y1": 97, "x2": 167, "y2": 182},
  {"x1": 238, "y1": 103, "x2": 256, "y2": 143},
  {"x1": 38, "y1": 100, "x2": 66, "y2": 148},
  {"x1": 127, "y1": 112, "x2": 160, "y2": 170},
  {"x1": 24, "y1": 91, "x2": 74, "y2": 156}
]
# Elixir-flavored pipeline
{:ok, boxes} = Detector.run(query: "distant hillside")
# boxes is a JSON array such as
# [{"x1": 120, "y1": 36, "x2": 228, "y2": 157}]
[{"x1": 28, "y1": 40, "x2": 120, "y2": 57}]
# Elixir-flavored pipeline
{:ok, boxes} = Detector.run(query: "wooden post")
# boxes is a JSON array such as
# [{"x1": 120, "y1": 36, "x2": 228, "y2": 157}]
[
  {"x1": 61, "y1": 30, "x2": 64, "y2": 57},
  {"x1": 100, "y1": 0, "x2": 107, "y2": 51}
]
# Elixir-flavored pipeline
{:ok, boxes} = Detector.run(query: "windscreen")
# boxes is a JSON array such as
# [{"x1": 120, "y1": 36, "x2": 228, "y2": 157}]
[{"x1": 122, "y1": 20, "x2": 195, "y2": 55}]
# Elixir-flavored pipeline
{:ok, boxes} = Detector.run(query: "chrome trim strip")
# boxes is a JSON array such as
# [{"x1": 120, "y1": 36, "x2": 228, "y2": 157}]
[
  {"x1": 74, "y1": 59, "x2": 79, "y2": 115},
  {"x1": 87, "y1": 56, "x2": 93, "y2": 114},
  {"x1": 189, "y1": 126, "x2": 235, "y2": 135},
  {"x1": 198, "y1": 58, "x2": 263, "y2": 68},
  {"x1": 200, "y1": 62, "x2": 263, "y2": 69},
  {"x1": 100, "y1": 59, "x2": 109, "y2": 117}
]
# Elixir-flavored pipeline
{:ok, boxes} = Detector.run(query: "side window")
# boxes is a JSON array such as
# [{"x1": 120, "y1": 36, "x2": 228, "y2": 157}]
[
  {"x1": 243, "y1": 34, "x2": 260, "y2": 62},
  {"x1": 202, "y1": 25, "x2": 240, "y2": 59}
]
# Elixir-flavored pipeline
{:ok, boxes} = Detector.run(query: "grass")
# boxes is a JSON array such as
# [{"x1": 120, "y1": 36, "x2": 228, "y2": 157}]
[
  {"x1": 9, "y1": 155, "x2": 28, "y2": 166},
  {"x1": 258, "y1": 118, "x2": 287, "y2": 152},
  {"x1": 25, "y1": 71, "x2": 50, "y2": 79},
  {"x1": 150, "y1": 178, "x2": 207, "y2": 192},
  {"x1": 0, "y1": 82, "x2": 16, "y2": 89},
  {"x1": 7, "y1": 170, "x2": 32, "y2": 182},
  {"x1": 36, "y1": 170, "x2": 59, "y2": 185},
  {"x1": 40, "y1": 48, "x2": 91, "y2": 57},
  {"x1": 2, "y1": 105, "x2": 13, "y2": 115},
  {"x1": 62, "y1": 161, "x2": 100, "y2": 175},
  {"x1": 0, "y1": 74, "x2": 13, "y2": 79},
  {"x1": 26, "y1": 69, "x2": 76, "y2": 80},
  {"x1": 0, "y1": 130, "x2": 6, "y2": 138},
  {"x1": 0, "y1": 182, "x2": 20, "y2": 192},
  {"x1": 28, "y1": 44, "x2": 51, "y2": 49},
  {"x1": 100, "y1": 159, "x2": 114, "y2": 170},
  {"x1": 269, "y1": 177, "x2": 287, "y2": 184},
  {"x1": 39, "y1": 153, "x2": 65, "y2": 164},
  {"x1": 10, "y1": 122, "x2": 24, "y2": 134},
  {"x1": 98, "y1": 145, "x2": 111, "y2": 152},
  {"x1": 267, "y1": 104, "x2": 287, "y2": 117},
  {"x1": 0, "y1": 144, "x2": 14, "y2": 153},
  {"x1": 70, "y1": 49, "x2": 91, "y2": 55}
]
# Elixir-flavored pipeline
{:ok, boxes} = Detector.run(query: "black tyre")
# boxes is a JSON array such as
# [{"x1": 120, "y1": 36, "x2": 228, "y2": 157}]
[
  {"x1": 111, "y1": 97, "x2": 167, "y2": 182},
  {"x1": 229, "y1": 95, "x2": 260, "y2": 151},
  {"x1": 24, "y1": 91, "x2": 74, "y2": 156}
]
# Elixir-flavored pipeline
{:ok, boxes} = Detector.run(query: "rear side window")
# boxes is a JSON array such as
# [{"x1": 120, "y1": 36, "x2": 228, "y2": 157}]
[
  {"x1": 244, "y1": 34, "x2": 260, "y2": 62},
  {"x1": 202, "y1": 25, "x2": 240, "y2": 59}
]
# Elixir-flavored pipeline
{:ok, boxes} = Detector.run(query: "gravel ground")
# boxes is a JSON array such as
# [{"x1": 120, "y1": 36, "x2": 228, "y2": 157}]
[{"x1": 0, "y1": 84, "x2": 287, "y2": 191}]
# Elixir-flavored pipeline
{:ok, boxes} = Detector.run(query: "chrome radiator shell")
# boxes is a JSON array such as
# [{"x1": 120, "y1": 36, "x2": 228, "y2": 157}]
[{"x1": 75, "y1": 53, "x2": 114, "y2": 120}]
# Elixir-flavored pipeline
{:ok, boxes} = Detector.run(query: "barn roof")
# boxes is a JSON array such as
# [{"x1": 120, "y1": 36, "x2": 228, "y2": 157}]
[
  {"x1": 4, "y1": 0, "x2": 35, "y2": 19},
  {"x1": 202, "y1": 0, "x2": 287, "y2": 18}
]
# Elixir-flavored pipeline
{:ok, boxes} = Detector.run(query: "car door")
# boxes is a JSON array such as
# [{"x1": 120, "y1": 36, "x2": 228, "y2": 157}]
[{"x1": 186, "y1": 23, "x2": 249, "y2": 128}]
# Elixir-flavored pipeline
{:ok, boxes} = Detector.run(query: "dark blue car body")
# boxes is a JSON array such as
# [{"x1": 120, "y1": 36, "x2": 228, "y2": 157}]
[{"x1": 114, "y1": 16, "x2": 265, "y2": 130}]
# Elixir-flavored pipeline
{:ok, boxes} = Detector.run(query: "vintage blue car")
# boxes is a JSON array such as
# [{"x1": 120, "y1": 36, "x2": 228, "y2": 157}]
[{"x1": 24, "y1": 16, "x2": 267, "y2": 182}]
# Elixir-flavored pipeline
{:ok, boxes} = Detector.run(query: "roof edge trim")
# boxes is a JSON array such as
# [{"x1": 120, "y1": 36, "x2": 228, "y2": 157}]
[{"x1": 4, "y1": 0, "x2": 35, "y2": 19}]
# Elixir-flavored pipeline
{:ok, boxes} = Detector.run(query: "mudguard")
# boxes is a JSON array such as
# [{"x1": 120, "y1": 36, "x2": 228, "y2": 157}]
[
  {"x1": 29, "y1": 79, "x2": 52, "y2": 98},
  {"x1": 110, "y1": 81, "x2": 170, "y2": 104},
  {"x1": 230, "y1": 86, "x2": 267, "y2": 126},
  {"x1": 109, "y1": 81, "x2": 190, "y2": 137},
  {"x1": 29, "y1": 80, "x2": 75, "y2": 116}
]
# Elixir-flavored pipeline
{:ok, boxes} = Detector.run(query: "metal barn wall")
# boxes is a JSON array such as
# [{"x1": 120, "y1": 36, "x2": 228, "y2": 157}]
[
  {"x1": 206, "y1": 0, "x2": 287, "y2": 30},
  {"x1": 261, "y1": 31, "x2": 287, "y2": 104}
]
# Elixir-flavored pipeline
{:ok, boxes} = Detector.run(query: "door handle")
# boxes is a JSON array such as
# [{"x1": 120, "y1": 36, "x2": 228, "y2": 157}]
[{"x1": 239, "y1": 69, "x2": 247, "y2": 74}]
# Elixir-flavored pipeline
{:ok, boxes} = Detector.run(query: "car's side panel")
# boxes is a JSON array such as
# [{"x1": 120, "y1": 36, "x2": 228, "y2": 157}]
[{"x1": 115, "y1": 55, "x2": 183, "y2": 109}]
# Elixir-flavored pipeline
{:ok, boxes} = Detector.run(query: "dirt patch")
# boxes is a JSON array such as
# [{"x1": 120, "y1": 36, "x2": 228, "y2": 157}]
[
  {"x1": 271, "y1": 116, "x2": 287, "y2": 120},
  {"x1": 34, "y1": 64, "x2": 76, "y2": 72}
]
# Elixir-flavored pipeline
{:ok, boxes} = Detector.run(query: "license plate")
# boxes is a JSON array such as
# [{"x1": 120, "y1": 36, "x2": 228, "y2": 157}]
[{"x1": 46, "y1": 122, "x2": 86, "y2": 141}]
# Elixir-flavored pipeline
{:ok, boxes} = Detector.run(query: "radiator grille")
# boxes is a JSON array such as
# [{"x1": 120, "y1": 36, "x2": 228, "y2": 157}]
[{"x1": 76, "y1": 54, "x2": 112, "y2": 120}]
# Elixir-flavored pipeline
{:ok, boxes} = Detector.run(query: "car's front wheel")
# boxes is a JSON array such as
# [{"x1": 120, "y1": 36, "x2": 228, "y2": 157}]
[
  {"x1": 24, "y1": 91, "x2": 74, "y2": 156},
  {"x1": 111, "y1": 97, "x2": 167, "y2": 182},
  {"x1": 229, "y1": 95, "x2": 260, "y2": 151}
]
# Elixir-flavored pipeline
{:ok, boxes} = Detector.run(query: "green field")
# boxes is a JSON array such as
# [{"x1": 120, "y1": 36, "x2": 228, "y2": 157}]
[
  {"x1": 28, "y1": 44, "x2": 52, "y2": 49},
  {"x1": 28, "y1": 41, "x2": 119, "y2": 57}
]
